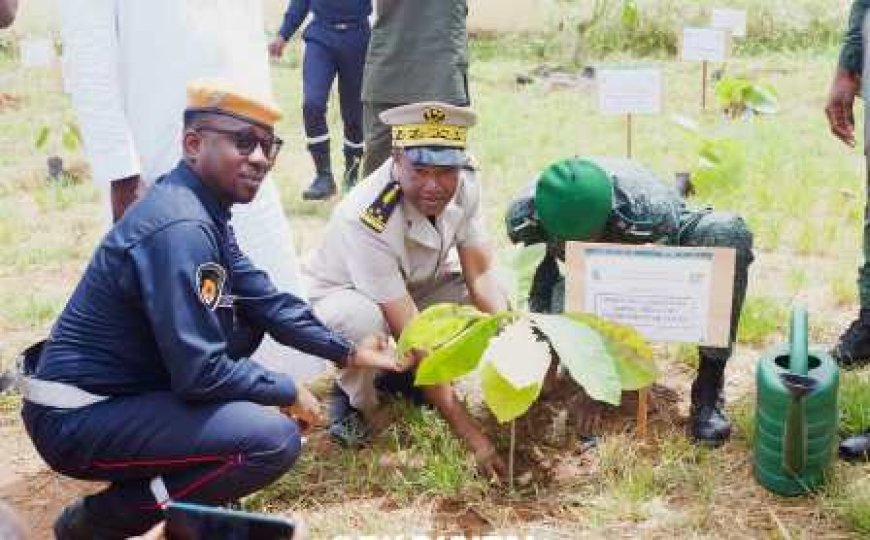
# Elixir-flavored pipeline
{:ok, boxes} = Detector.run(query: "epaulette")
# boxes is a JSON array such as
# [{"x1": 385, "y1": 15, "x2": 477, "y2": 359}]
[{"x1": 360, "y1": 180, "x2": 402, "y2": 233}]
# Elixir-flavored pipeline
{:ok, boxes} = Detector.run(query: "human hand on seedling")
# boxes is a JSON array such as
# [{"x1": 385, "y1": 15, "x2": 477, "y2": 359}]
[
  {"x1": 348, "y1": 333, "x2": 407, "y2": 372},
  {"x1": 281, "y1": 385, "x2": 323, "y2": 434}
]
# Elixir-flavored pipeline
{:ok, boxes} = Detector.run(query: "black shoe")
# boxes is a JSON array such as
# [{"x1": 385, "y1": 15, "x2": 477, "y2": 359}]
[
  {"x1": 832, "y1": 313, "x2": 870, "y2": 368},
  {"x1": 327, "y1": 383, "x2": 369, "y2": 447},
  {"x1": 690, "y1": 403, "x2": 732, "y2": 446},
  {"x1": 302, "y1": 173, "x2": 336, "y2": 201},
  {"x1": 839, "y1": 432, "x2": 870, "y2": 461},
  {"x1": 690, "y1": 355, "x2": 732, "y2": 446},
  {"x1": 54, "y1": 499, "x2": 95, "y2": 540}
]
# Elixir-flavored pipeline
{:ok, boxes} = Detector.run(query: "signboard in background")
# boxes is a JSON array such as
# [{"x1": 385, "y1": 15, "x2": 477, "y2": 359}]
[
  {"x1": 711, "y1": 8, "x2": 748, "y2": 38},
  {"x1": 19, "y1": 38, "x2": 55, "y2": 68},
  {"x1": 597, "y1": 67, "x2": 663, "y2": 115},
  {"x1": 564, "y1": 242, "x2": 736, "y2": 347},
  {"x1": 680, "y1": 27, "x2": 728, "y2": 62}
]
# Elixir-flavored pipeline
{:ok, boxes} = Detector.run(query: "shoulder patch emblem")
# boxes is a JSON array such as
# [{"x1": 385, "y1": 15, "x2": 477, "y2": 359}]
[
  {"x1": 360, "y1": 181, "x2": 402, "y2": 233},
  {"x1": 195, "y1": 262, "x2": 227, "y2": 310}
]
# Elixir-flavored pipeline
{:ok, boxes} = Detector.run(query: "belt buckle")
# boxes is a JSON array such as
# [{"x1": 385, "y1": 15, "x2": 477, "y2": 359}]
[{"x1": 334, "y1": 22, "x2": 349, "y2": 30}]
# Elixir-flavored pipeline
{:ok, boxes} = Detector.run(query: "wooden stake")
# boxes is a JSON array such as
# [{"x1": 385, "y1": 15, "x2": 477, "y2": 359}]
[
  {"x1": 701, "y1": 60, "x2": 708, "y2": 111},
  {"x1": 626, "y1": 113, "x2": 633, "y2": 158},
  {"x1": 508, "y1": 420, "x2": 516, "y2": 492},
  {"x1": 637, "y1": 386, "x2": 649, "y2": 438}
]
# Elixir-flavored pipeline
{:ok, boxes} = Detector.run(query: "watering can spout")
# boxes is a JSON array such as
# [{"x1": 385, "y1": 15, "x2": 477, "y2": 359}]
[{"x1": 781, "y1": 305, "x2": 813, "y2": 475}]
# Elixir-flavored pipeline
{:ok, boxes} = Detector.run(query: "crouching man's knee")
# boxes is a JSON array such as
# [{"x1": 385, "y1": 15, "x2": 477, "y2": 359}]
[{"x1": 245, "y1": 411, "x2": 303, "y2": 482}]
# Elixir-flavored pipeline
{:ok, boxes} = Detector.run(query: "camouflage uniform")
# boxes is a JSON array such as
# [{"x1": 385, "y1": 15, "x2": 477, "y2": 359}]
[{"x1": 507, "y1": 157, "x2": 754, "y2": 444}]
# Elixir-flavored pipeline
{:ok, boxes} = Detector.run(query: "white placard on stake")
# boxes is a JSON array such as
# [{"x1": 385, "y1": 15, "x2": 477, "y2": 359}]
[
  {"x1": 20, "y1": 38, "x2": 55, "y2": 68},
  {"x1": 564, "y1": 243, "x2": 736, "y2": 347},
  {"x1": 680, "y1": 27, "x2": 728, "y2": 62},
  {"x1": 597, "y1": 67, "x2": 662, "y2": 115},
  {"x1": 711, "y1": 8, "x2": 747, "y2": 38}
]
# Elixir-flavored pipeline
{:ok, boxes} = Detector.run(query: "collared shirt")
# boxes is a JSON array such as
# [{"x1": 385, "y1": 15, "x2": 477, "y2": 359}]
[
  {"x1": 361, "y1": 0, "x2": 469, "y2": 104},
  {"x1": 839, "y1": 0, "x2": 870, "y2": 74},
  {"x1": 36, "y1": 162, "x2": 352, "y2": 405},
  {"x1": 304, "y1": 158, "x2": 487, "y2": 303},
  {"x1": 278, "y1": 0, "x2": 372, "y2": 40}
]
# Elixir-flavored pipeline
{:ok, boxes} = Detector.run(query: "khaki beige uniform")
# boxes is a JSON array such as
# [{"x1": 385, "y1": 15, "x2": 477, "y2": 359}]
[{"x1": 304, "y1": 157, "x2": 487, "y2": 410}]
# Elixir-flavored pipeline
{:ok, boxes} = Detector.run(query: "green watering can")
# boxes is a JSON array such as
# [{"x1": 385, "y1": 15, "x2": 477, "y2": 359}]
[{"x1": 753, "y1": 305, "x2": 839, "y2": 496}]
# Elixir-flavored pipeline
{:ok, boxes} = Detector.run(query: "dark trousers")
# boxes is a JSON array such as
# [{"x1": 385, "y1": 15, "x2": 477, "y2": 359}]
[
  {"x1": 21, "y1": 330, "x2": 301, "y2": 538},
  {"x1": 302, "y1": 22, "x2": 368, "y2": 162}
]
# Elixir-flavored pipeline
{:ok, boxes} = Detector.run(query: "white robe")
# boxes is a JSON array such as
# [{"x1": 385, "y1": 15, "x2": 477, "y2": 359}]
[{"x1": 59, "y1": 0, "x2": 326, "y2": 381}]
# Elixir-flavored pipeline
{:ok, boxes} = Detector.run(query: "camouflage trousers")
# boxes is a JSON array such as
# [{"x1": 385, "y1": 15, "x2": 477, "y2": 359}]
[{"x1": 531, "y1": 209, "x2": 754, "y2": 364}]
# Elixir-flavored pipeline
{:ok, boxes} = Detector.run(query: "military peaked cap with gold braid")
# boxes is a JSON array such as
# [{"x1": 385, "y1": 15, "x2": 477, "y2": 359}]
[
  {"x1": 380, "y1": 101, "x2": 476, "y2": 149},
  {"x1": 380, "y1": 101, "x2": 476, "y2": 167},
  {"x1": 360, "y1": 180, "x2": 403, "y2": 233}
]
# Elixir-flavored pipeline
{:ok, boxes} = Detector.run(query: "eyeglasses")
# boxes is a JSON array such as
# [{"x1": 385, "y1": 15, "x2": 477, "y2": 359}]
[{"x1": 196, "y1": 127, "x2": 283, "y2": 161}]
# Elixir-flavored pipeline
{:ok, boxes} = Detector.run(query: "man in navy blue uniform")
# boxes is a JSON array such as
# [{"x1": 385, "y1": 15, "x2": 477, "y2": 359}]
[
  {"x1": 269, "y1": 0, "x2": 371, "y2": 200},
  {"x1": 20, "y1": 80, "x2": 401, "y2": 539}
]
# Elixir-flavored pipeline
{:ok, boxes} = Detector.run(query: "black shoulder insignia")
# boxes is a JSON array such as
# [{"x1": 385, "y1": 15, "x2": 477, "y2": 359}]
[{"x1": 360, "y1": 181, "x2": 402, "y2": 233}]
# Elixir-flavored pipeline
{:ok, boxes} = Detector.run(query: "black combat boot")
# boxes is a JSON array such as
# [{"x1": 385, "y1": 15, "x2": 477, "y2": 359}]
[
  {"x1": 343, "y1": 151, "x2": 363, "y2": 192},
  {"x1": 302, "y1": 149, "x2": 336, "y2": 201},
  {"x1": 55, "y1": 497, "x2": 144, "y2": 540},
  {"x1": 832, "y1": 309, "x2": 870, "y2": 368},
  {"x1": 690, "y1": 354, "x2": 731, "y2": 446},
  {"x1": 54, "y1": 499, "x2": 95, "y2": 540},
  {"x1": 327, "y1": 383, "x2": 369, "y2": 448}
]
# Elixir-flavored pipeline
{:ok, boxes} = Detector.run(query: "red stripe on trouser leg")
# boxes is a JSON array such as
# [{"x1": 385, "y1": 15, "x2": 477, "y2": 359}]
[
  {"x1": 92, "y1": 454, "x2": 231, "y2": 469},
  {"x1": 89, "y1": 453, "x2": 244, "y2": 510},
  {"x1": 136, "y1": 453, "x2": 244, "y2": 510}
]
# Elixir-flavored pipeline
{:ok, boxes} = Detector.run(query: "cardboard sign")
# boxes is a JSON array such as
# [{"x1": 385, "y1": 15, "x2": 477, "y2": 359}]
[
  {"x1": 680, "y1": 27, "x2": 728, "y2": 62},
  {"x1": 597, "y1": 67, "x2": 662, "y2": 115},
  {"x1": 711, "y1": 8, "x2": 747, "y2": 38},
  {"x1": 565, "y1": 243, "x2": 736, "y2": 347},
  {"x1": 20, "y1": 38, "x2": 55, "y2": 68}
]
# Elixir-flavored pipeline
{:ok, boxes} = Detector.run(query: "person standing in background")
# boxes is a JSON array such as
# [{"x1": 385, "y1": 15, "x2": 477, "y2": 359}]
[
  {"x1": 824, "y1": 0, "x2": 870, "y2": 461},
  {"x1": 269, "y1": 0, "x2": 371, "y2": 200},
  {"x1": 360, "y1": 0, "x2": 470, "y2": 176}
]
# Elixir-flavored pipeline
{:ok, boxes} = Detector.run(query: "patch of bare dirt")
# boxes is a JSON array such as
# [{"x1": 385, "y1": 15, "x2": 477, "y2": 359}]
[{"x1": 0, "y1": 414, "x2": 98, "y2": 540}]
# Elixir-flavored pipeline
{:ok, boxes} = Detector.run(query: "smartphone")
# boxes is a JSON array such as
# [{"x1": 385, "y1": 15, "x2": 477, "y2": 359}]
[{"x1": 164, "y1": 501, "x2": 295, "y2": 540}]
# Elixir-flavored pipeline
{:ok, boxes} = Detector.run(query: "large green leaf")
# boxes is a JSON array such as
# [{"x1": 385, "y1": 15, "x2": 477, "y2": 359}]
[
  {"x1": 482, "y1": 318, "x2": 551, "y2": 389},
  {"x1": 531, "y1": 314, "x2": 622, "y2": 406},
  {"x1": 565, "y1": 313, "x2": 657, "y2": 391},
  {"x1": 398, "y1": 303, "x2": 483, "y2": 358},
  {"x1": 414, "y1": 315, "x2": 501, "y2": 386},
  {"x1": 480, "y1": 362, "x2": 541, "y2": 423}
]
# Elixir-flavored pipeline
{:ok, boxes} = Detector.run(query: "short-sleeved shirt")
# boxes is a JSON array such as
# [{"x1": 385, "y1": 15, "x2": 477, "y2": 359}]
[
  {"x1": 361, "y1": 0, "x2": 469, "y2": 104},
  {"x1": 304, "y1": 158, "x2": 487, "y2": 303},
  {"x1": 36, "y1": 161, "x2": 351, "y2": 405}
]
